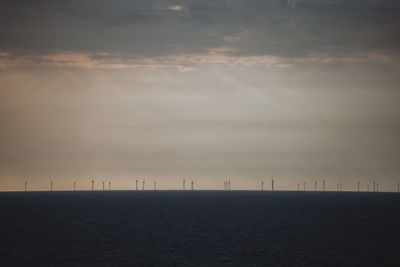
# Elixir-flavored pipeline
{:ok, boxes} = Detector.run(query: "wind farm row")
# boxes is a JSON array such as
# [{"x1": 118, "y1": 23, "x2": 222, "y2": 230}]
[{"x1": 18, "y1": 178, "x2": 400, "y2": 193}]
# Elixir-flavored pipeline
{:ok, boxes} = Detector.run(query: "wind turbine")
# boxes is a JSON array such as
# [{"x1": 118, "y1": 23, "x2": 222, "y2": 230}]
[
  {"x1": 304, "y1": 182, "x2": 306, "y2": 191},
  {"x1": 191, "y1": 179, "x2": 194, "y2": 190},
  {"x1": 154, "y1": 180, "x2": 156, "y2": 191},
  {"x1": 91, "y1": 179, "x2": 95, "y2": 191},
  {"x1": 357, "y1": 181, "x2": 360, "y2": 192},
  {"x1": 102, "y1": 180, "x2": 105, "y2": 191},
  {"x1": 24, "y1": 181, "x2": 27, "y2": 192},
  {"x1": 297, "y1": 183, "x2": 299, "y2": 191},
  {"x1": 323, "y1": 180, "x2": 326, "y2": 191},
  {"x1": 142, "y1": 179, "x2": 145, "y2": 190},
  {"x1": 73, "y1": 181, "x2": 76, "y2": 191},
  {"x1": 108, "y1": 181, "x2": 111, "y2": 191},
  {"x1": 183, "y1": 179, "x2": 186, "y2": 190},
  {"x1": 261, "y1": 180, "x2": 264, "y2": 191},
  {"x1": 136, "y1": 179, "x2": 138, "y2": 191},
  {"x1": 228, "y1": 179, "x2": 231, "y2": 190},
  {"x1": 314, "y1": 181, "x2": 317, "y2": 192},
  {"x1": 373, "y1": 180, "x2": 376, "y2": 192},
  {"x1": 271, "y1": 178, "x2": 274, "y2": 191},
  {"x1": 376, "y1": 183, "x2": 379, "y2": 192},
  {"x1": 50, "y1": 180, "x2": 53, "y2": 192}
]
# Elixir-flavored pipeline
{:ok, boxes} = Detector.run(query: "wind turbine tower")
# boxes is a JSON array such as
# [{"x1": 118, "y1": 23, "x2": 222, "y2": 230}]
[
  {"x1": 323, "y1": 180, "x2": 326, "y2": 191},
  {"x1": 51, "y1": 180, "x2": 53, "y2": 192},
  {"x1": 314, "y1": 181, "x2": 317, "y2": 192},
  {"x1": 142, "y1": 179, "x2": 145, "y2": 190},
  {"x1": 136, "y1": 179, "x2": 138, "y2": 190},
  {"x1": 357, "y1": 181, "x2": 360, "y2": 192},
  {"x1": 102, "y1": 180, "x2": 105, "y2": 191},
  {"x1": 25, "y1": 181, "x2": 27, "y2": 192},
  {"x1": 271, "y1": 179, "x2": 274, "y2": 191},
  {"x1": 154, "y1": 181, "x2": 156, "y2": 191},
  {"x1": 373, "y1": 180, "x2": 376, "y2": 192},
  {"x1": 191, "y1": 180, "x2": 194, "y2": 190},
  {"x1": 304, "y1": 182, "x2": 306, "y2": 191},
  {"x1": 108, "y1": 181, "x2": 111, "y2": 191},
  {"x1": 73, "y1": 181, "x2": 76, "y2": 191},
  {"x1": 91, "y1": 179, "x2": 95, "y2": 191},
  {"x1": 183, "y1": 179, "x2": 186, "y2": 190},
  {"x1": 261, "y1": 181, "x2": 264, "y2": 191}
]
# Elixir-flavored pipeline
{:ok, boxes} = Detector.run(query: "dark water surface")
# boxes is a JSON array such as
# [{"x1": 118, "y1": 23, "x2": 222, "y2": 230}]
[{"x1": 1, "y1": 191, "x2": 399, "y2": 266}]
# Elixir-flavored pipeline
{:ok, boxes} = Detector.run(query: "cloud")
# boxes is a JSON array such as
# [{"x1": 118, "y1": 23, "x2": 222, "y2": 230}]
[
  {"x1": 223, "y1": 30, "x2": 252, "y2": 42},
  {"x1": 153, "y1": 3, "x2": 184, "y2": 11},
  {"x1": 0, "y1": 0, "x2": 399, "y2": 61},
  {"x1": 167, "y1": 5, "x2": 183, "y2": 11},
  {"x1": 287, "y1": 0, "x2": 300, "y2": 8},
  {"x1": 1, "y1": 49, "x2": 398, "y2": 72}
]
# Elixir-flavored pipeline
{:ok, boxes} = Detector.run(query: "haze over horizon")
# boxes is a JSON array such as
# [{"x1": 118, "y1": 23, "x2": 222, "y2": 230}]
[{"x1": 1, "y1": 0, "x2": 400, "y2": 191}]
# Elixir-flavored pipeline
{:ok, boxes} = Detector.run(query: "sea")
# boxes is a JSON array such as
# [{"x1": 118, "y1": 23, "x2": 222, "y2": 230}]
[{"x1": 1, "y1": 191, "x2": 399, "y2": 266}]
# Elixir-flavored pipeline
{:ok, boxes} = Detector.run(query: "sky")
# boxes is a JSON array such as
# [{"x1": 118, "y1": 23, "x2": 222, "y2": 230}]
[{"x1": 1, "y1": 0, "x2": 400, "y2": 191}]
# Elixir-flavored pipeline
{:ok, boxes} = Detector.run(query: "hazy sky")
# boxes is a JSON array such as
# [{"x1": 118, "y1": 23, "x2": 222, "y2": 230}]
[{"x1": 1, "y1": 0, "x2": 400, "y2": 191}]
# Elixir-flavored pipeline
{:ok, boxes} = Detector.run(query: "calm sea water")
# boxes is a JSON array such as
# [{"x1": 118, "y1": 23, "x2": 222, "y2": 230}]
[{"x1": 1, "y1": 191, "x2": 399, "y2": 266}]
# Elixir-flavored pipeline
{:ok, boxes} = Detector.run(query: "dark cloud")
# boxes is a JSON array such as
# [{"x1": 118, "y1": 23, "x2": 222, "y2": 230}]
[{"x1": 0, "y1": 0, "x2": 399, "y2": 59}]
